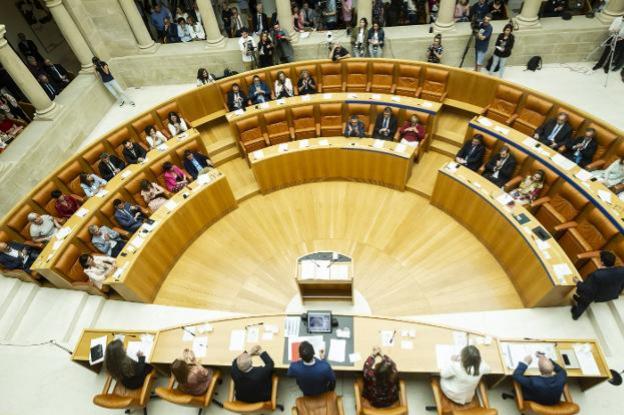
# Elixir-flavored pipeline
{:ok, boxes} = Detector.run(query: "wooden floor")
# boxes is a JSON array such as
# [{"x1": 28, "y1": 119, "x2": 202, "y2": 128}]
[{"x1": 155, "y1": 181, "x2": 523, "y2": 315}]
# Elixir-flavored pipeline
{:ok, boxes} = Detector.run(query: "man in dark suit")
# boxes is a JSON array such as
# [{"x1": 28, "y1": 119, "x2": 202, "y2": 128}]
[
  {"x1": 559, "y1": 128, "x2": 597, "y2": 168},
  {"x1": 512, "y1": 352, "x2": 567, "y2": 406},
  {"x1": 571, "y1": 251, "x2": 624, "y2": 320},
  {"x1": 183, "y1": 150, "x2": 214, "y2": 179},
  {"x1": 0, "y1": 241, "x2": 40, "y2": 271},
  {"x1": 287, "y1": 341, "x2": 335, "y2": 396},
  {"x1": 482, "y1": 145, "x2": 516, "y2": 187},
  {"x1": 344, "y1": 115, "x2": 366, "y2": 138},
  {"x1": 98, "y1": 152, "x2": 126, "y2": 181},
  {"x1": 227, "y1": 83, "x2": 248, "y2": 112},
  {"x1": 534, "y1": 112, "x2": 573, "y2": 148},
  {"x1": 231, "y1": 345, "x2": 274, "y2": 403},
  {"x1": 37, "y1": 74, "x2": 59, "y2": 100},
  {"x1": 17, "y1": 33, "x2": 43, "y2": 62},
  {"x1": 113, "y1": 199, "x2": 147, "y2": 232},
  {"x1": 252, "y1": 3, "x2": 269, "y2": 35},
  {"x1": 121, "y1": 139, "x2": 147, "y2": 164},
  {"x1": 456, "y1": 134, "x2": 485, "y2": 171},
  {"x1": 43, "y1": 58, "x2": 71, "y2": 90},
  {"x1": 372, "y1": 107, "x2": 398, "y2": 141}
]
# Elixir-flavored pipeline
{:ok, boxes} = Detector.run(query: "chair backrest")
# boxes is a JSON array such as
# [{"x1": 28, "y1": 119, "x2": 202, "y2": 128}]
[
  {"x1": 236, "y1": 117, "x2": 264, "y2": 142},
  {"x1": 264, "y1": 109, "x2": 290, "y2": 135},
  {"x1": 56, "y1": 161, "x2": 84, "y2": 194},
  {"x1": 551, "y1": 182, "x2": 589, "y2": 220},
  {"x1": 487, "y1": 84, "x2": 523, "y2": 118},
  {"x1": 6, "y1": 204, "x2": 36, "y2": 240},
  {"x1": 507, "y1": 146, "x2": 530, "y2": 177},
  {"x1": 320, "y1": 63, "x2": 343, "y2": 91},
  {"x1": 156, "y1": 102, "x2": 180, "y2": 126},
  {"x1": 149, "y1": 154, "x2": 178, "y2": 188},
  {"x1": 395, "y1": 64, "x2": 421, "y2": 95},
  {"x1": 31, "y1": 181, "x2": 57, "y2": 215},
  {"x1": 370, "y1": 62, "x2": 395, "y2": 93},
  {"x1": 53, "y1": 242, "x2": 88, "y2": 283},
  {"x1": 422, "y1": 67, "x2": 448, "y2": 98},
  {"x1": 345, "y1": 62, "x2": 369, "y2": 90},
  {"x1": 578, "y1": 209, "x2": 620, "y2": 249},
  {"x1": 269, "y1": 67, "x2": 295, "y2": 87},
  {"x1": 603, "y1": 140, "x2": 624, "y2": 167},
  {"x1": 515, "y1": 95, "x2": 553, "y2": 130},
  {"x1": 295, "y1": 392, "x2": 341, "y2": 415},
  {"x1": 587, "y1": 122, "x2": 619, "y2": 162},
  {"x1": 319, "y1": 103, "x2": 343, "y2": 126}
]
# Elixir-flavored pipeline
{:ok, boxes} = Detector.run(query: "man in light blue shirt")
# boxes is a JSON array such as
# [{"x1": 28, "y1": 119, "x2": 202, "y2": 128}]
[
  {"x1": 89, "y1": 225, "x2": 127, "y2": 257},
  {"x1": 150, "y1": 4, "x2": 172, "y2": 37}
]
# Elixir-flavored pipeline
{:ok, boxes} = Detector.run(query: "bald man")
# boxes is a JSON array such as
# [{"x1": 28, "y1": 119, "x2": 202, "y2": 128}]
[
  {"x1": 231, "y1": 345, "x2": 274, "y2": 403},
  {"x1": 512, "y1": 352, "x2": 567, "y2": 406}
]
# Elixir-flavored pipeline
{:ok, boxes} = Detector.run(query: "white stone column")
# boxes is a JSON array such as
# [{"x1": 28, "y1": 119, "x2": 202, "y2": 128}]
[
  {"x1": 118, "y1": 0, "x2": 157, "y2": 53},
  {"x1": 359, "y1": 0, "x2": 373, "y2": 24},
  {"x1": 275, "y1": 0, "x2": 299, "y2": 42},
  {"x1": 44, "y1": 0, "x2": 94, "y2": 72},
  {"x1": 0, "y1": 25, "x2": 58, "y2": 119},
  {"x1": 598, "y1": 0, "x2": 624, "y2": 23},
  {"x1": 195, "y1": 0, "x2": 226, "y2": 47},
  {"x1": 516, "y1": 0, "x2": 542, "y2": 28},
  {"x1": 434, "y1": 0, "x2": 456, "y2": 32}
]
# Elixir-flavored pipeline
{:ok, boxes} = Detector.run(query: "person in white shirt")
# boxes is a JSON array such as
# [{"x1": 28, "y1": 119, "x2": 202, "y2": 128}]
[
  {"x1": 79, "y1": 253, "x2": 115, "y2": 289},
  {"x1": 196, "y1": 68, "x2": 216, "y2": 86},
  {"x1": 167, "y1": 111, "x2": 188, "y2": 136},
  {"x1": 351, "y1": 17, "x2": 368, "y2": 57},
  {"x1": 238, "y1": 28, "x2": 257, "y2": 71},
  {"x1": 144, "y1": 125, "x2": 168, "y2": 149},
  {"x1": 440, "y1": 345, "x2": 490, "y2": 405},
  {"x1": 80, "y1": 173, "x2": 107, "y2": 197},
  {"x1": 27, "y1": 212, "x2": 62, "y2": 243},
  {"x1": 177, "y1": 17, "x2": 196, "y2": 42},
  {"x1": 188, "y1": 16, "x2": 205, "y2": 40},
  {"x1": 274, "y1": 71, "x2": 294, "y2": 99}
]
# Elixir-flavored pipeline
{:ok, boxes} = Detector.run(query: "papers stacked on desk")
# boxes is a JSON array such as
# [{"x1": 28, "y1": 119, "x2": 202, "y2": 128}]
[
  {"x1": 285, "y1": 316, "x2": 301, "y2": 337},
  {"x1": 573, "y1": 343, "x2": 600, "y2": 375},
  {"x1": 319, "y1": 139, "x2": 329, "y2": 146},
  {"x1": 477, "y1": 117, "x2": 493, "y2": 127},
  {"x1": 502, "y1": 342, "x2": 557, "y2": 370},
  {"x1": 276, "y1": 98, "x2": 286, "y2": 105},
  {"x1": 112, "y1": 263, "x2": 128, "y2": 281},
  {"x1": 130, "y1": 236, "x2": 144, "y2": 249},
  {"x1": 51, "y1": 240, "x2": 63, "y2": 251},
  {"x1": 395, "y1": 144, "x2": 407, "y2": 153},
  {"x1": 494, "y1": 192, "x2": 513, "y2": 206},
  {"x1": 300, "y1": 260, "x2": 349, "y2": 280},
  {"x1": 551, "y1": 153, "x2": 575, "y2": 171},
  {"x1": 75, "y1": 207, "x2": 89, "y2": 218},
  {"x1": 288, "y1": 335, "x2": 325, "y2": 361},
  {"x1": 196, "y1": 173, "x2": 212, "y2": 186},
  {"x1": 157, "y1": 143, "x2": 168, "y2": 151},
  {"x1": 126, "y1": 334, "x2": 154, "y2": 362}
]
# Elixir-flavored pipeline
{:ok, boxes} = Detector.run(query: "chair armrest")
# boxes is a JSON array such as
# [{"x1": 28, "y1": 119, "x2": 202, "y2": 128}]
[
  {"x1": 585, "y1": 159, "x2": 605, "y2": 171},
  {"x1": 390, "y1": 84, "x2": 397, "y2": 94},
  {"x1": 480, "y1": 105, "x2": 489, "y2": 115},
  {"x1": 439, "y1": 91, "x2": 448, "y2": 102},
  {"x1": 530, "y1": 196, "x2": 551, "y2": 209},
  {"x1": 203, "y1": 369, "x2": 221, "y2": 407},
  {"x1": 504, "y1": 175, "x2": 523, "y2": 192},
  {"x1": 227, "y1": 378, "x2": 235, "y2": 402},
  {"x1": 512, "y1": 380, "x2": 524, "y2": 410},
  {"x1": 271, "y1": 375, "x2": 279, "y2": 409},
  {"x1": 478, "y1": 165, "x2": 486, "y2": 174},
  {"x1": 398, "y1": 379, "x2": 407, "y2": 407},
  {"x1": 507, "y1": 114, "x2": 518, "y2": 125},
  {"x1": 478, "y1": 381, "x2": 490, "y2": 408},
  {"x1": 563, "y1": 384, "x2": 574, "y2": 403},
  {"x1": 167, "y1": 374, "x2": 175, "y2": 389},
  {"x1": 554, "y1": 221, "x2": 578, "y2": 232},
  {"x1": 139, "y1": 370, "x2": 157, "y2": 407},
  {"x1": 292, "y1": 407, "x2": 299, "y2": 415},
  {"x1": 354, "y1": 380, "x2": 362, "y2": 415},
  {"x1": 366, "y1": 81, "x2": 371, "y2": 92},
  {"x1": 430, "y1": 378, "x2": 444, "y2": 415},
  {"x1": 316, "y1": 123, "x2": 321, "y2": 137},
  {"x1": 101, "y1": 375, "x2": 113, "y2": 394},
  {"x1": 289, "y1": 127, "x2": 295, "y2": 140},
  {"x1": 415, "y1": 86, "x2": 423, "y2": 98},
  {"x1": 337, "y1": 396, "x2": 345, "y2": 415},
  {"x1": 577, "y1": 250, "x2": 601, "y2": 260}
]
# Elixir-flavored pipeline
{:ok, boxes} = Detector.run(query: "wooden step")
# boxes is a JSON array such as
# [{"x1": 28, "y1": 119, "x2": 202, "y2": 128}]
[
  {"x1": 213, "y1": 146, "x2": 241, "y2": 167},
  {"x1": 406, "y1": 151, "x2": 452, "y2": 198},
  {"x1": 206, "y1": 137, "x2": 236, "y2": 157},
  {"x1": 234, "y1": 182, "x2": 261, "y2": 202},
  {"x1": 430, "y1": 140, "x2": 459, "y2": 158},
  {"x1": 434, "y1": 128, "x2": 465, "y2": 147}
]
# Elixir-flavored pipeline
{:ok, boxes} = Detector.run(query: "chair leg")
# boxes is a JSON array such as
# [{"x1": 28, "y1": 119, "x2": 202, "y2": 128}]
[
  {"x1": 425, "y1": 405, "x2": 437, "y2": 411},
  {"x1": 502, "y1": 392, "x2": 515, "y2": 400},
  {"x1": 198, "y1": 408, "x2": 203, "y2": 415},
  {"x1": 143, "y1": 408, "x2": 148, "y2": 415},
  {"x1": 277, "y1": 403, "x2": 285, "y2": 411},
  {"x1": 212, "y1": 398, "x2": 224, "y2": 408}
]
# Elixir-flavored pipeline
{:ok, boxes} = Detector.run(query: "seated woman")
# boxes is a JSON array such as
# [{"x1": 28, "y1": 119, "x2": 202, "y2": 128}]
[
  {"x1": 482, "y1": 146, "x2": 516, "y2": 188},
  {"x1": 592, "y1": 157, "x2": 624, "y2": 191},
  {"x1": 247, "y1": 75, "x2": 272, "y2": 105},
  {"x1": 0, "y1": 110, "x2": 24, "y2": 140},
  {"x1": 163, "y1": 162, "x2": 190, "y2": 193},
  {"x1": 227, "y1": 83, "x2": 248, "y2": 112},
  {"x1": 274, "y1": 70, "x2": 294, "y2": 99},
  {"x1": 297, "y1": 70, "x2": 317, "y2": 95},
  {"x1": 362, "y1": 347, "x2": 399, "y2": 408},
  {"x1": 509, "y1": 170, "x2": 545, "y2": 205},
  {"x1": 440, "y1": 345, "x2": 490, "y2": 405},
  {"x1": 166, "y1": 111, "x2": 189, "y2": 137},
  {"x1": 489, "y1": 0, "x2": 506, "y2": 20},
  {"x1": 79, "y1": 253, "x2": 115, "y2": 289},
  {"x1": 344, "y1": 115, "x2": 366, "y2": 138},
  {"x1": 196, "y1": 67, "x2": 215, "y2": 86},
  {"x1": 144, "y1": 125, "x2": 169, "y2": 149},
  {"x1": 50, "y1": 189, "x2": 83, "y2": 219},
  {"x1": 398, "y1": 115, "x2": 425, "y2": 146},
  {"x1": 171, "y1": 348, "x2": 213, "y2": 396},
  {"x1": 454, "y1": 0, "x2": 470, "y2": 22},
  {"x1": 104, "y1": 339, "x2": 153, "y2": 390},
  {"x1": 140, "y1": 179, "x2": 169, "y2": 212},
  {"x1": 79, "y1": 173, "x2": 107, "y2": 198}
]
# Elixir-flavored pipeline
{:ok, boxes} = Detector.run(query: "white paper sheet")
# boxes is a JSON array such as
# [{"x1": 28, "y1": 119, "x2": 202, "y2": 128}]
[
  {"x1": 192, "y1": 336, "x2": 208, "y2": 358},
  {"x1": 421, "y1": 101, "x2": 433, "y2": 108},
  {"x1": 536, "y1": 239, "x2": 551, "y2": 251},
  {"x1": 246, "y1": 326, "x2": 260, "y2": 343},
  {"x1": 89, "y1": 336, "x2": 107, "y2": 365},
  {"x1": 330, "y1": 264, "x2": 349, "y2": 280},
  {"x1": 261, "y1": 332, "x2": 274, "y2": 341},
  {"x1": 336, "y1": 328, "x2": 351, "y2": 338},
  {"x1": 126, "y1": 337, "x2": 153, "y2": 363},
  {"x1": 319, "y1": 139, "x2": 329, "y2": 146},
  {"x1": 51, "y1": 240, "x2": 63, "y2": 251},
  {"x1": 95, "y1": 189, "x2": 109, "y2": 198},
  {"x1": 120, "y1": 170, "x2": 132, "y2": 179},
  {"x1": 157, "y1": 143, "x2": 168, "y2": 151},
  {"x1": 196, "y1": 174, "x2": 212, "y2": 186},
  {"x1": 229, "y1": 329, "x2": 245, "y2": 351},
  {"x1": 276, "y1": 98, "x2": 286, "y2": 105},
  {"x1": 373, "y1": 139, "x2": 384, "y2": 149},
  {"x1": 495, "y1": 192, "x2": 514, "y2": 205},
  {"x1": 197, "y1": 323, "x2": 213, "y2": 333},
  {"x1": 551, "y1": 153, "x2": 575, "y2": 171},
  {"x1": 477, "y1": 117, "x2": 493, "y2": 127},
  {"x1": 259, "y1": 102, "x2": 270, "y2": 109},
  {"x1": 279, "y1": 143, "x2": 289, "y2": 152},
  {"x1": 299, "y1": 139, "x2": 310, "y2": 148},
  {"x1": 395, "y1": 143, "x2": 407, "y2": 153},
  {"x1": 573, "y1": 343, "x2": 600, "y2": 375},
  {"x1": 285, "y1": 316, "x2": 301, "y2": 337},
  {"x1": 301, "y1": 94, "x2": 311, "y2": 102},
  {"x1": 75, "y1": 207, "x2": 88, "y2": 218},
  {"x1": 264, "y1": 324, "x2": 279, "y2": 334},
  {"x1": 328, "y1": 339, "x2": 346, "y2": 363},
  {"x1": 130, "y1": 236, "x2": 144, "y2": 249},
  {"x1": 502, "y1": 342, "x2": 558, "y2": 369},
  {"x1": 380, "y1": 330, "x2": 395, "y2": 347},
  {"x1": 391, "y1": 96, "x2": 401, "y2": 102},
  {"x1": 553, "y1": 263, "x2": 573, "y2": 278},
  {"x1": 522, "y1": 137, "x2": 539, "y2": 148},
  {"x1": 401, "y1": 340, "x2": 414, "y2": 350},
  {"x1": 349, "y1": 352, "x2": 362, "y2": 363},
  {"x1": 253, "y1": 149, "x2": 264, "y2": 160},
  {"x1": 347, "y1": 93, "x2": 358, "y2": 99},
  {"x1": 234, "y1": 109, "x2": 245, "y2": 115},
  {"x1": 597, "y1": 189, "x2": 613, "y2": 203},
  {"x1": 371, "y1": 94, "x2": 381, "y2": 100},
  {"x1": 575, "y1": 169, "x2": 593, "y2": 181},
  {"x1": 323, "y1": 93, "x2": 333, "y2": 99},
  {"x1": 55, "y1": 227, "x2": 71, "y2": 240},
  {"x1": 300, "y1": 260, "x2": 316, "y2": 279},
  {"x1": 182, "y1": 326, "x2": 196, "y2": 341},
  {"x1": 494, "y1": 125, "x2": 509, "y2": 135},
  {"x1": 436, "y1": 344, "x2": 460, "y2": 370}
]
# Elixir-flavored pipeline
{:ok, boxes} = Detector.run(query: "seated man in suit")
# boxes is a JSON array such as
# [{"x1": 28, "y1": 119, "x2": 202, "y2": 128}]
[
  {"x1": 43, "y1": 58, "x2": 71, "y2": 90},
  {"x1": 344, "y1": 115, "x2": 366, "y2": 138},
  {"x1": 231, "y1": 345, "x2": 274, "y2": 403},
  {"x1": 88, "y1": 224, "x2": 127, "y2": 257},
  {"x1": 122, "y1": 139, "x2": 147, "y2": 164},
  {"x1": 227, "y1": 83, "x2": 248, "y2": 112},
  {"x1": 482, "y1": 145, "x2": 516, "y2": 187},
  {"x1": 455, "y1": 134, "x2": 485, "y2": 171},
  {"x1": 534, "y1": 112, "x2": 572, "y2": 149},
  {"x1": 98, "y1": 152, "x2": 126, "y2": 181},
  {"x1": 113, "y1": 199, "x2": 148, "y2": 233},
  {"x1": 287, "y1": 341, "x2": 336, "y2": 396},
  {"x1": 182, "y1": 149, "x2": 214, "y2": 180},
  {"x1": 559, "y1": 128, "x2": 597, "y2": 168},
  {"x1": 512, "y1": 352, "x2": 567, "y2": 406},
  {"x1": 571, "y1": 250, "x2": 624, "y2": 320},
  {"x1": 372, "y1": 107, "x2": 398, "y2": 141},
  {"x1": 248, "y1": 76, "x2": 272, "y2": 105},
  {"x1": 0, "y1": 241, "x2": 40, "y2": 271},
  {"x1": 38, "y1": 74, "x2": 59, "y2": 100}
]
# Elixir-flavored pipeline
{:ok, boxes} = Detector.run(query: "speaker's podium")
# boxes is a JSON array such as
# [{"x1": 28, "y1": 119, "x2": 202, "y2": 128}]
[{"x1": 296, "y1": 252, "x2": 353, "y2": 303}]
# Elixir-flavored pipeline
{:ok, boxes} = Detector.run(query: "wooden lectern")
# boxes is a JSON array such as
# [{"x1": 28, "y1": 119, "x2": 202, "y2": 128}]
[{"x1": 296, "y1": 252, "x2": 353, "y2": 303}]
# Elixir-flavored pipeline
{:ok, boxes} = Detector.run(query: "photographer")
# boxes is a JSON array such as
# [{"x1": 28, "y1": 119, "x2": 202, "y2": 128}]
[
  {"x1": 272, "y1": 23, "x2": 295, "y2": 64},
  {"x1": 474, "y1": 14, "x2": 492, "y2": 73},
  {"x1": 593, "y1": 16, "x2": 624, "y2": 73},
  {"x1": 238, "y1": 28, "x2": 257, "y2": 71}
]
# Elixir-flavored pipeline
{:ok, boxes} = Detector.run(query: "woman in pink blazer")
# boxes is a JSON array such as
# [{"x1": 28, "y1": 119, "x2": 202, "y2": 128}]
[{"x1": 162, "y1": 162, "x2": 190, "y2": 192}]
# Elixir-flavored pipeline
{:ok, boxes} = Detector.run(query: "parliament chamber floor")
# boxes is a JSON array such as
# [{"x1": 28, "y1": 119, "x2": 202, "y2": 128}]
[{"x1": 1, "y1": 60, "x2": 624, "y2": 415}]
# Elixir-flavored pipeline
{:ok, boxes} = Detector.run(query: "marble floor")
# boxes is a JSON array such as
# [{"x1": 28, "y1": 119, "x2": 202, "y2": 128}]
[{"x1": 1, "y1": 62, "x2": 623, "y2": 414}]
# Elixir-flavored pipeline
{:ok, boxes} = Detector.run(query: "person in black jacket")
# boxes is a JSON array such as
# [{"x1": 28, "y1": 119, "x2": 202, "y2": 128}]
[
  {"x1": 455, "y1": 134, "x2": 485, "y2": 171},
  {"x1": 512, "y1": 353, "x2": 568, "y2": 405},
  {"x1": 559, "y1": 128, "x2": 597, "y2": 168},
  {"x1": 534, "y1": 113, "x2": 573, "y2": 148},
  {"x1": 252, "y1": 3, "x2": 269, "y2": 35},
  {"x1": 163, "y1": 17, "x2": 180, "y2": 43},
  {"x1": 372, "y1": 107, "x2": 398, "y2": 140},
  {"x1": 121, "y1": 139, "x2": 147, "y2": 164},
  {"x1": 231, "y1": 345, "x2": 274, "y2": 403},
  {"x1": 297, "y1": 70, "x2": 317, "y2": 95},
  {"x1": 38, "y1": 74, "x2": 59, "y2": 100},
  {"x1": 571, "y1": 251, "x2": 624, "y2": 319},
  {"x1": 183, "y1": 150, "x2": 214, "y2": 179},
  {"x1": 104, "y1": 339, "x2": 153, "y2": 390},
  {"x1": 482, "y1": 145, "x2": 516, "y2": 187},
  {"x1": 227, "y1": 83, "x2": 248, "y2": 112},
  {"x1": 488, "y1": 24, "x2": 514, "y2": 78},
  {"x1": 541, "y1": 0, "x2": 566, "y2": 17},
  {"x1": 43, "y1": 58, "x2": 71, "y2": 90},
  {"x1": 17, "y1": 33, "x2": 43, "y2": 62},
  {"x1": 98, "y1": 152, "x2": 126, "y2": 181},
  {"x1": 0, "y1": 241, "x2": 40, "y2": 271}
]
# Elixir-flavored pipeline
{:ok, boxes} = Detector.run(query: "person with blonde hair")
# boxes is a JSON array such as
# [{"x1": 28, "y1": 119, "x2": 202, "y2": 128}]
[
  {"x1": 171, "y1": 348, "x2": 213, "y2": 395},
  {"x1": 440, "y1": 345, "x2": 490, "y2": 404}
]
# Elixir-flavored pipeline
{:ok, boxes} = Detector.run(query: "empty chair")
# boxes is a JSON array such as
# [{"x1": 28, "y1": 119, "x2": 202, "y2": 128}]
[
  {"x1": 483, "y1": 85, "x2": 523, "y2": 124},
  {"x1": 291, "y1": 105, "x2": 319, "y2": 139},
  {"x1": 345, "y1": 62, "x2": 369, "y2": 91},
  {"x1": 369, "y1": 62, "x2": 395, "y2": 94},
  {"x1": 223, "y1": 375, "x2": 283, "y2": 414},
  {"x1": 354, "y1": 378, "x2": 408, "y2": 415},
  {"x1": 429, "y1": 378, "x2": 497, "y2": 415},
  {"x1": 583, "y1": 123, "x2": 620, "y2": 170},
  {"x1": 264, "y1": 109, "x2": 293, "y2": 145},
  {"x1": 533, "y1": 183, "x2": 589, "y2": 234},
  {"x1": 509, "y1": 95, "x2": 554, "y2": 135},
  {"x1": 556, "y1": 208, "x2": 620, "y2": 268},
  {"x1": 587, "y1": 140, "x2": 623, "y2": 173},
  {"x1": 319, "y1": 63, "x2": 344, "y2": 92},
  {"x1": 394, "y1": 64, "x2": 422, "y2": 97},
  {"x1": 509, "y1": 381, "x2": 579, "y2": 415},
  {"x1": 420, "y1": 68, "x2": 449, "y2": 102},
  {"x1": 235, "y1": 117, "x2": 268, "y2": 154},
  {"x1": 292, "y1": 391, "x2": 345, "y2": 415},
  {"x1": 347, "y1": 104, "x2": 372, "y2": 134},
  {"x1": 155, "y1": 370, "x2": 221, "y2": 415},
  {"x1": 318, "y1": 103, "x2": 344, "y2": 137},
  {"x1": 94, "y1": 370, "x2": 157, "y2": 415}
]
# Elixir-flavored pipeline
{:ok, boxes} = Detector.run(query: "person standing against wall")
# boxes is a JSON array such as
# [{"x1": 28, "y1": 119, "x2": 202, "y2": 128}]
[{"x1": 92, "y1": 57, "x2": 135, "y2": 107}]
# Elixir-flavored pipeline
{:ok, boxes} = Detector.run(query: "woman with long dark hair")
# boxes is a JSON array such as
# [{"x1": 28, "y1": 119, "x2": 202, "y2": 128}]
[
  {"x1": 361, "y1": 347, "x2": 400, "y2": 407},
  {"x1": 104, "y1": 339, "x2": 153, "y2": 389},
  {"x1": 196, "y1": 68, "x2": 215, "y2": 86},
  {"x1": 166, "y1": 111, "x2": 189, "y2": 136},
  {"x1": 257, "y1": 32, "x2": 274, "y2": 68},
  {"x1": 489, "y1": 24, "x2": 515, "y2": 78}
]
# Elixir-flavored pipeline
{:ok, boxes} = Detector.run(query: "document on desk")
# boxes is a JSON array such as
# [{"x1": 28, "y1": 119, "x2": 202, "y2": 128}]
[
  {"x1": 503, "y1": 343, "x2": 557, "y2": 370},
  {"x1": 328, "y1": 339, "x2": 346, "y2": 363},
  {"x1": 330, "y1": 264, "x2": 349, "y2": 279},
  {"x1": 477, "y1": 117, "x2": 493, "y2": 127},
  {"x1": 299, "y1": 139, "x2": 310, "y2": 148},
  {"x1": 192, "y1": 336, "x2": 208, "y2": 358},
  {"x1": 371, "y1": 94, "x2": 381, "y2": 100},
  {"x1": 126, "y1": 340, "x2": 152, "y2": 362},
  {"x1": 130, "y1": 236, "x2": 144, "y2": 249},
  {"x1": 315, "y1": 261, "x2": 331, "y2": 279},
  {"x1": 436, "y1": 344, "x2": 460, "y2": 370},
  {"x1": 301, "y1": 94, "x2": 311, "y2": 102},
  {"x1": 495, "y1": 192, "x2": 513, "y2": 206},
  {"x1": 182, "y1": 326, "x2": 196, "y2": 341},
  {"x1": 394, "y1": 143, "x2": 407, "y2": 153},
  {"x1": 75, "y1": 207, "x2": 89, "y2": 218},
  {"x1": 553, "y1": 263, "x2": 573, "y2": 280},
  {"x1": 95, "y1": 189, "x2": 109, "y2": 198},
  {"x1": 575, "y1": 169, "x2": 593, "y2": 182},
  {"x1": 551, "y1": 153, "x2": 575, "y2": 171},
  {"x1": 279, "y1": 143, "x2": 289, "y2": 152},
  {"x1": 536, "y1": 239, "x2": 551, "y2": 251},
  {"x1": 573, "y1": 343, "x2": 600, "y2": 375},
  {"x1": 164, "y1": 199, "x2": 178, "y2": 212},
  {"x1": 51, "y1": 240, "x2": 63, "y2": 251},
  {"x1": 264, "y1": 323, "x2": 279, "y2": 334},
  {"x1": 196, "y1": 174, "x2": 212, "y2": 186},
  {"x1": 380, "y1": 330, "x2": 395, "y2": 347},
  {"x1": 246, "y1": 326, "x2": 260, "y2": 343},
  {"x1": 453, "y1": 331, "x2": 468, "y2": 348},
  {"x1": 253, "y1": 149, "x2": 264, "y2": 160},
  {"x1": 229, "y1": 329, "x2": 245, "y2": 351},
  {"x1": 597, "y1": 189, "x2": 613, "y2": 203},
  {"x1": 89, "y1": 336, "x2": 107, "y2": 365},
  {"x1": 400, "y1": 340, "x2": 414, "y2": 350},
  {"x1": 56, "y1": 227, "x2": 71, "y2": 240},
  {"x1": 284, "y1": 316, "x2": 301, "y2": 337}
]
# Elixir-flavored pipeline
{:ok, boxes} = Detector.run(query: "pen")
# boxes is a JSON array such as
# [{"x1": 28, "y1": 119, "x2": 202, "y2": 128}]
[
  {"x1": 245, "y1": 322, "x2": 264, "y2": 329},
  {"x1": 182, "y1": 327, "x2": 196, "y2": 337}
]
